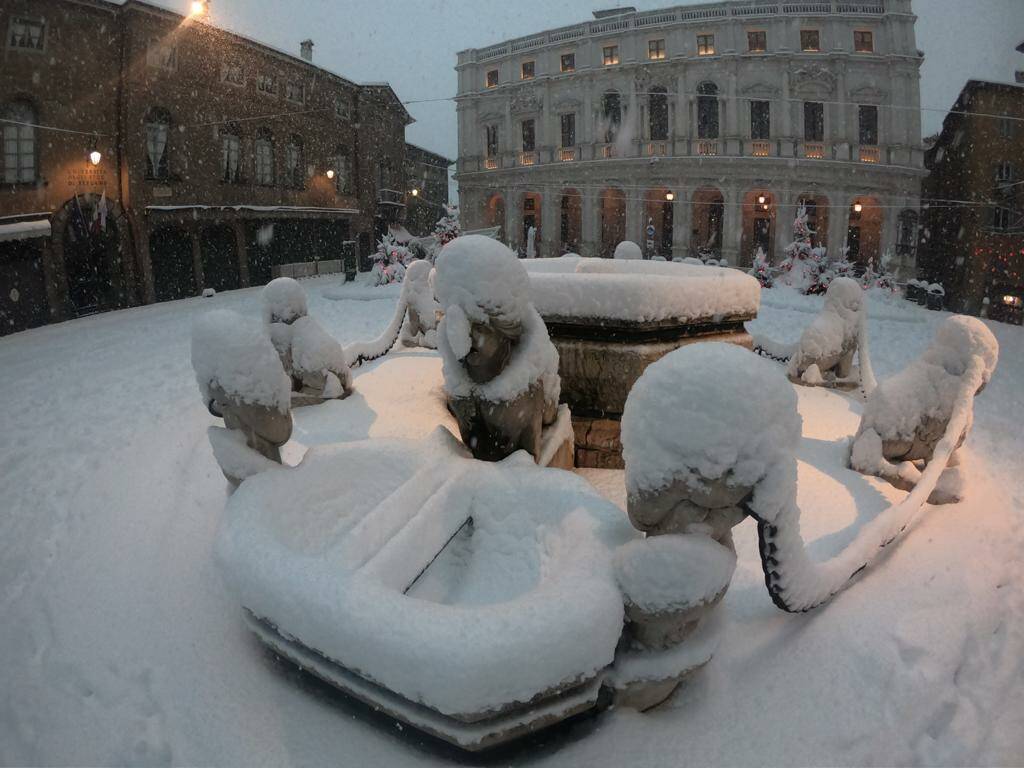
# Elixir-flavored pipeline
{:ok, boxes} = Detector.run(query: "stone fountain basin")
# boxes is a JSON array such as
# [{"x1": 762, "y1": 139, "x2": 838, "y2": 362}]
[
  {"x1": 216, "y1": 427, "x2": 636, "y2": 749},
  {"x1": 525, "y1": 258, "x2": 760, "y2": 468}
]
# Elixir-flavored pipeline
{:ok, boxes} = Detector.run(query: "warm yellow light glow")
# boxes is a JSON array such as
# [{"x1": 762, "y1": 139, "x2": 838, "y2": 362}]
[
  {"x1": 325, "y1": 169, "x2": 335, "y2": 180},
  {"x1": 411, "y1": 188, "x2": 419, "y2": 197},
  {"x1": 757, "y1": 194, "x2": 766, "y2": 205},
  {"x1": 665, "y1": 191, "x2": 675, "y2": 202},
  {"x1": 190, "y1": 1, "x2": 207, "y2": 16},
  {"x1": 89, "y1": 150, "x2": 102, "y2": 166},
  {"x1": 1003, "y1": 294, "x2": 1021, "y2": 307},
  {"x1": 854, "y1": 202, "x2": 863, "y2": 213},
  {"x1": 762, "y1": 203, "x2": 770, "y2": 211}
]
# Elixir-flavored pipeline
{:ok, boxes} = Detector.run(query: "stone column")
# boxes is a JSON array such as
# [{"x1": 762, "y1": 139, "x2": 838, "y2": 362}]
[
  {"x1": 541, "y1": 189, "x2": 560, "y2": 258},
  {"x1": 234, "y1": 220, "x2": 251, "y2": 287},
  {"x1": 581, "y1": 187, "x2": 599, "y2": 258},
  {"x1": 628, "y1": 80, "x2": 640, "y2": 157},
  {"x1": 191, "y1": 227, "x2": 205, "y2": 294},
  {"x1": 671, "y1": 189, "x2": 692, "y2": 260},
  {"x1": 773, "y1": 187, "x2": 795, "y2": 265},
  {"x1": 779, "y1": 70, "x2": 793, "y2": 158},
  {"x1": 722, "y1": 185, "x2": 742, "y2": 265},
  {"x1": 506, "y1": 189, "x2": 523, "y2": 252},
  {"x1": 625, "y1": 193, "x2": 642, "y2": 246},
  {"x1": 828, "y1": 192, "x2": 851, "y2": 259}
]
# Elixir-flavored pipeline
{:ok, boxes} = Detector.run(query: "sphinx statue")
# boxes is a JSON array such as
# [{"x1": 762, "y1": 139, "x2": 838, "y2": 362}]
[
  {"x1": 191, "y1": 310, "x2": 293, "y2": 487},
  {"x1": 263, "y1": 277, "x2": 353, "y2": 406},
  {"x1": 850, "y1": 314, "x2": 998, "y2": 502},
  {"x1": 786, "y1": 277, "x2": 876, "y2": 390},
  {"x1": 434, "y1": 235, "x2": 561, "y2": 462}
]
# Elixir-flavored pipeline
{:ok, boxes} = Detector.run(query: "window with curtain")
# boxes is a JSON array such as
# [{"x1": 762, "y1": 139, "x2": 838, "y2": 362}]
[
  {"x1": 804, "y1": 102, "x2": 824, "y2": 141},
  {"x1": 602, "y1": 91, "x2": 621, "y2": 142},
  {"x1": 521, "y1": 119, "x2": 535, "y2": 152},
  {"x1": 254, "y1": 129, "x2": 274, "y2": 185},
  {"x1": 858, "y1": 105, "x2": 878, "y2": 145},
  {"x1": 145, "y1": 108, "x2": 171, "y2": 180},
  {"x1": 485, "y1": 125, "x2": 499, "y2": 157},
  {"x1": 334, "y1": 148, "x2": 352, "y2": 194},
  {"x1": 697, "y1": 82, "x2": 719, "y2": 139},
  {"x1": 751, "y1": 100, "x2": 770, "y2": 140},
  {"x1": 560, "y1": 113, "x2": 575, "y2": 148},
  {"x1": 285, "y1": 136, "x2": 304, "y2": 188},
  {"x1": 2, "y1": 100, "x2": 37, "y2": 183},
  {"x1": 221, "y1": 125, "x2": 241, "y2": 183}
]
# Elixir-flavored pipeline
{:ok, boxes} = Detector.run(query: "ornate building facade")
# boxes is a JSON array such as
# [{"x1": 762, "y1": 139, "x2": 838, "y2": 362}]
[{"x1": 455, "y1": 0, "x2": 925, "y2": 269}]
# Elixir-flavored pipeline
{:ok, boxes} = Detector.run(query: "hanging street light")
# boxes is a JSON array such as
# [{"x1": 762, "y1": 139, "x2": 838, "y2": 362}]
[
  {"x1": 665, "y1": 191, "x2": 675, "y2": 202},
  {"x1": 89, "y1": 149, "x2": 102, "y2": 166},
  {"x1": 190, "y1": 0, "x2": 209, "y2": 16},
  {"x1": 757, "y1": 193, "x2": 766, "y2": 205},
  {"x1": 854, "y1": 201, "x2": 863, "y2": 213},
  {"x1": 410, "y1": 188, "x2": 419, "y2": 197},
  {"x1": 325, "y1": 169, "x2": 335, "y2": 180}
]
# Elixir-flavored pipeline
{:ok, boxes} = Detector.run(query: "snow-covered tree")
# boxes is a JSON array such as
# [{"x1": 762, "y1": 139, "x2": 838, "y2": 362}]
[
  {"x1": 432, "y1": 205, "x2": 460, "y2": 248},
  {"x1": 749, "y1": 246, "x2": 773, "y2": 287},
  {"x1": 372, "y1": 233, "x2": 412, "y2": 286},
  {"x1": 778, "y1": 204, "x2": 827, "y2": 294}
]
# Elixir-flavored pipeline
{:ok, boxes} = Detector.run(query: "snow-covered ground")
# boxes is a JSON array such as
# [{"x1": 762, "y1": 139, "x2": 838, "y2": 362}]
[{"x1": 1, "y1": 276, "x2": 1022, "y2": 767}]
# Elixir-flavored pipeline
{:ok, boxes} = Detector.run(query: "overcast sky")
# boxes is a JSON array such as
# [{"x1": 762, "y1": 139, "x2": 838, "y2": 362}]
[{"x1": 160, "y1": 0, "x2": 1022, "y2": 160}]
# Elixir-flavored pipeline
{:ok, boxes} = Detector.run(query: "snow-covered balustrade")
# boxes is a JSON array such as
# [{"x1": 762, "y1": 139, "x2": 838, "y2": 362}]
[{"x1": 524, "y1": 255, "x2": 760, "y2": 468}]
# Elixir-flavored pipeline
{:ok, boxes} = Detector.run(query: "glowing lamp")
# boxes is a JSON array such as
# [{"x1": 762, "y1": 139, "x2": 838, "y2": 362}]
[
  {"x1": 411, "y1": 188, "x2": 419, "y2": 197},
  {"x1": 665, "y1": 191, "x2": 675, "y2": 201},
  {"x1": 326, "y1": 169, "x2": 335, "y2": 180},
  {"x1": 89, "y1": 149, "x2": 102, "y2": 166},
  {"x1": 190, "y1": 0, "x2": 208, "y2": 16},
  {"x1": 757, "y1": 194, "x2": 766, "y2": 205},
  {"x1": 853, "y1": 202, "x2": 863, "y2": 213}
]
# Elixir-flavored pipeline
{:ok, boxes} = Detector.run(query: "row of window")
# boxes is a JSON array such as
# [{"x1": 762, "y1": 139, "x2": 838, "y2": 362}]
[
  {"x1": 483, "y1": 93, "x2": 880, "y2": 153},
  {"x1": 485, "y1": 29, "x2": 875, "y2": 86}
]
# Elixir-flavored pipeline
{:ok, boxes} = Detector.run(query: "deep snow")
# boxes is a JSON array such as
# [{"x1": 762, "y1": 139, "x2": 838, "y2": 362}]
[{"x1": 1, "y1": 276, "x2": 1022, "y2": 766}]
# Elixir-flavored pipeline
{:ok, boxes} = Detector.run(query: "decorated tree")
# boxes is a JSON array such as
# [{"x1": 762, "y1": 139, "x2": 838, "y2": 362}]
[
  {"x1": 372, "y1": 233, "x2": 412, "y2": 286},
  {"x1": 778, "y1": 204, "x2": 827, "y2": 294},
  {"x1": 749, "y1": 246, "x2": 773, "y2": 288},
  {"x1": 432, "y1": 205, "x2": 460, "y2": 248}
]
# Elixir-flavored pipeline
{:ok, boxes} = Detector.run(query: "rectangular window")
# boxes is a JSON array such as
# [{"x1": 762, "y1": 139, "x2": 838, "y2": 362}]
[
  {"x1": 285, "y1": 142, "x2": 302, "y2": 187},
  {"x1": 747, "y1": 31, "x2": 766, "y2": 52},
  {"x1": 255, "y1": 139, "x2": 274, "y2": 185},
  {"x1": 801, "y1": 30, "x2": 820, "y2": 52},
  {"x1": 697, "y1": 34, "x2": 715, "y2": 55},
  {"x1": 2, "y1": 123, "x2": 35, "y2": 183},
  {"x1": 485, "y1": 125, "x2": 499, "y2": 157},
  {"x1": 648, "y1": 39, "x2": 666, "y2": 60},
  {"x1": 993, "y1": 207, "x2": 1011, "y2": 231},
  {"x1": 521, "y1": 119, "x2": 535, "y2": 152},
  {"x1": 285, "y1": 81, "x2": 305, "y2": 104},
  {"x1": 521, "y1": 61, "x2": 535, "y2": 80},
  {"x1": 603, "y1": 45, "x2": 619, "y2": 66},
  {"x1": 221, "y1": 64, "x2": 244, "y2": 87},
  {"x1": 221, "y1": 133, "x2": 241, "y2": 183},
  {"x1": 996, "y1": 161, "x2": 1015, "y2": 182},
  {"x1": 560, "y1": 113, "x2": 576, "y2": 148},
  {"x1": 858, "y1": 105, "x2": 878, "y2": 145},
  {"x1": 145, "y1": 121, "x2": 169, "y2": 179},
  {"x1": 256, "y1": 74, "x2": 277, "y2": 96},
  {"x1": 486, "y1": 69, "x2": 499, "y2": 88},
  {"x1": 335, "y1": 97, "x2": 351, "y2": 121},
  {"x1": 146, "y1": 40, "x2": 177, "y2": 70},
  {"x1": 854, "y1": 30, "x2": 874, "y2": 53},
  {"x1": 335, "y1": 153, "x2": 351, "y2": 194},
  {"x1": 999, "y1": 115, "x2": 1014, "y2": 138},
  {"x1": 7, "y1": 17, "x2": 45, "y2": 51},
  {"x1": 560, "y1": 53, "x2": 575, "y2": 72},
  {"x1": 804, "y1": 102, "x2": 824, "y2": 141},
  {"x1": 751, "y1": 101, "x2": 771, "y2": 140}
]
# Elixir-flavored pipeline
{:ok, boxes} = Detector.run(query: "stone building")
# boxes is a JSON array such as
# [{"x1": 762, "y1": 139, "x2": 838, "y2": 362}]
[
  {"x1": 0, "y1": 0, "x2": 412, "y2": 336},
  {"x1": 403, "y1": 143, "x2": 453, "y2": 236},
  {"x1": 455, "y1": 0, "x2": 924, "y2": 269},
  {"x1": 918, "y1": 80, "x2": 1024, "y2": 325}
]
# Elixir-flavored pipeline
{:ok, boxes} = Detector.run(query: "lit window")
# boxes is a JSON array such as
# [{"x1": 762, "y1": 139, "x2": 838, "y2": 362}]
[
  {"x1": 7, "y1": 17, "x2": 45, "y2": 52},
  {"x1": 854, "y1": 30, "x2": 873, "y2": 53},
  {"x1": 648, "y1": 39, "x2": 666, "y2": 60},
  {"x1": 560, "y1": 53, "x2": 575, "y2": 72},
  {"x1": 221, "y1": 63, "x2": 244, "y2": 87},
  {"x1": 486, "y1": 69, "x2": 498, "y2": 88},
  {"x1": 603, "y1": 45, "x2": 619, "y2": 66},
  {"x1": 697, "y1": 34, "x2": 715, "y2": 56},
  {"x1": 2, "y1": 101, "x2": 37, "y2": 184},
  {"x1": 221, "y1": 128, "x2": 241, "y2": 183},
  {"x1": 520, "y1": 61, "x2": 535, "y2": 80},
  {"x1": 801, "y1": 30, "x2": 820, "y2": 52},
  {"x1": 285, "y1": 81, "x2": 305, "y2": 104},
  {"x1": 256, "y1": 74, "x2": 277, "y2": 96},
  {"x1": 748, "y1": 31, "x2": 766, "y2": 52}
]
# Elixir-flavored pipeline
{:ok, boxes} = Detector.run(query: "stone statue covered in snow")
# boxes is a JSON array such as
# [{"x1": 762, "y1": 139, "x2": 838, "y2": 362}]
[
  {"x1": 399, "y1": 259, "x2": 441, "y2": 349},
  {"x1": 191, "y1": 310, "x2": 293, "y2": 486},
  {"x1": 614, "y1": 240, "x2": 643, "y2": 260},
  {"x1": 786, "y1": 276, "x2": 876, "y2": 390},
  {"x1": 850, "y1": 315, "x2": 998, "y2": 502},
  {"x1": 435, "y1": 235, "x2": 561, "y2": 462},
  {"x1": 262, "y1": 278, "x2": 353, "y2": 407}
]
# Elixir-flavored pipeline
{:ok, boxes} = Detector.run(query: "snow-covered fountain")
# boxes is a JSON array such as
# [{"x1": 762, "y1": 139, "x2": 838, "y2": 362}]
[{"x1": 524, "y1": 255, "x2": 760, "y2": 467}]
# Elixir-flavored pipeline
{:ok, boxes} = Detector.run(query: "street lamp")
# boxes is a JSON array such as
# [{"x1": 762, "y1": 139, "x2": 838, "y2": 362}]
[
  {"x1": 854, "y1": 201, "x2": 863, "y2": 213},
  {"x1": 665, "y1": 191, "x2": 675, "y2": 202},
  {"x1": 190, "y1": 0, "x2": 208, "y2": 16},
  {"x1": 326, "y1": 169, "x2": 335, "y2": 180},
  {"x1": 757, "y1": 193, "x2": 766, "y2": 205},
  {"x1": 89, "y1": 149, "x2": 102, "y2": 166},
  {"x1": 410, "y1": 188, "x2": 419, "y2": 197}
]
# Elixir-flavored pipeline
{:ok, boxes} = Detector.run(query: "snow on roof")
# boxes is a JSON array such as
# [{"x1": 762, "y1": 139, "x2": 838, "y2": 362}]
[
  {"x1": 146, "y1": 205, "x2": 359, "y2": 215},
  {"x1": 0, "y1": 219, "x2": 51, "y2": 243}
]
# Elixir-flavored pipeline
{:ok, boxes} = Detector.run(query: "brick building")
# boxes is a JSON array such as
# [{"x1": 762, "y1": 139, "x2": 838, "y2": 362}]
[
  {"x1": 1, "y1": 0, "x2": 413, "y2": 335},
  {"x1": 918, "y1": 80, "x2": 1024, "y2": 324},
  {"x1": 403, "y1": 142, "x2": 452, "y2": 236}
]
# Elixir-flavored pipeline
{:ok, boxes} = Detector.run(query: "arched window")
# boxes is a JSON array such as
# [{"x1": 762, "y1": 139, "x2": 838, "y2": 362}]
[
  {"x1": 144, "y1": 107, "x2": 171, "y2": 180},
  {"x1": 697, "y1": 82, "x2": 719, "y2": 139},
  {"x1": 254, "y1": 128, "x2": 275, "y2": 186},
  {"x1": 220, "y1": 122, "x2": 241, "y2": 183},
  {"x1": 2, "y1": 100, "x2": 37, "y2": 184},
  {"x1": 649, "y1": 87, "x2": 669, "y2": 141},
  {"x1": 285, "y1": 135, "x2": 304, "y2": 188},
  {"x1": 601, "y1": 91, "x2": 621, "y2": 143}
]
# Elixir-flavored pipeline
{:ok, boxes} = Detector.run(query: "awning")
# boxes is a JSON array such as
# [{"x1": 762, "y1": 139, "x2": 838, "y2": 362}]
[{"x1": 0, "y1": 218, "x2": 51, "y2": 244}]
